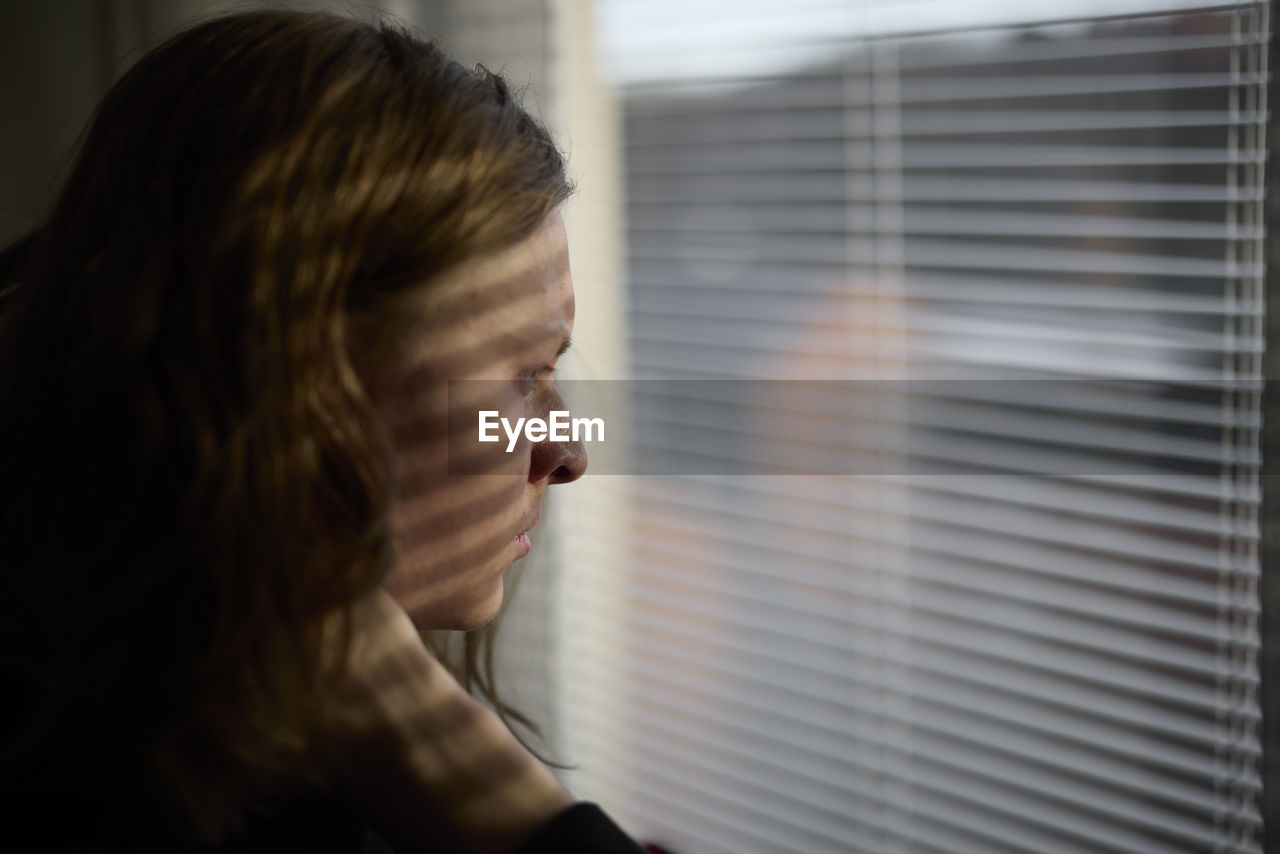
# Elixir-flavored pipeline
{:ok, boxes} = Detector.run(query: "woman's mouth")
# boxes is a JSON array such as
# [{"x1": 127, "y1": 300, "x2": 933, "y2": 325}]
[
  {"x1": 513, "y1": 531, "x2": 531, "y2": 556},
  {"x1": 512, "y1": 510, "x2": 539, "y2": 557}
]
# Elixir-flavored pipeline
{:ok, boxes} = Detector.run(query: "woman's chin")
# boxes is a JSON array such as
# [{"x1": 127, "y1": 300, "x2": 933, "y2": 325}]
[{"x1": 395, "y1": 575, "x2": 507, "y2": 632}]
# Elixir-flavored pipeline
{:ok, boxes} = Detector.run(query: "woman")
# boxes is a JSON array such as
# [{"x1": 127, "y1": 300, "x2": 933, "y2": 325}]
[{"x1": 0, "y1": 10, "x2": 638, "y2": 853}]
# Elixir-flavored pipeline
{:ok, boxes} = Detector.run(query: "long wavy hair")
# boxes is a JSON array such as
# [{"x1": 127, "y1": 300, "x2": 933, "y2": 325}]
[{"x1": 0, "y1": 9, "x2": 570, "y2": 842}]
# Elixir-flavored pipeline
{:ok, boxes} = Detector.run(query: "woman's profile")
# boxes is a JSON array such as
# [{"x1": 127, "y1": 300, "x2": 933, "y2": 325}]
[{"x1": 0, "y1": 10, "x2": 638, "y2": 853}]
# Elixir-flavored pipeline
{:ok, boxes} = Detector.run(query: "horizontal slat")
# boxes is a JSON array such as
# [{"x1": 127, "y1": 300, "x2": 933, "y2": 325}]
[
  {"x1": 890, "y1": 29, "x2": 1268, "y2": 71},
  {"x1": 633, "y1": 302, "x2": 1261, "y2": 353},
  {"x1": 625, "y1": 72, "x2": 1267, "y2": 115},
  {"x1": 630, "y1": 144, "x2": 1263, "y2": 173},
  {"x1": 630, "y1": 207, "x2": 1263, "y2": 241},
  {"x1": 629, "y1": 343, "x2": 1248, "y2": 389},
  {"x1": 625, "y1": 422, "x2": 1228, "y2": 478},
  {"x1": 898, "y1": 473, "x2": 1260, "y2": 526},
  {"x1": 635, "y1": 467, "x2": 1256, "y2": 532},
  {"x1": 629, "y1": 339, "x2": 1246, "y2": 385},
  {"x1": 627, "y1": 394, "x2": 1257, "y2": 471},
  {"x1": 629, "y1": 273, "x2": 1260, "y2": 314},
  {"x1": 621, "y1": 30, "x2": 1267, "y2": 82},
  {"x1": 627, "y1": 110, "x2": 1268, "y2": 144},
  {"x1": 621, "y1": 373, "x2": 1262, "y2": 431},
  {"x1": 631, "y1": 293, "x2": 1259, "y2": 344},
  {"x1": 894, "y1": 109, "x2": 1268, "y2": 136},
  {"x1": 907, "y1": 338, "x2": 1241, "y2": 380},
  {"x1": 901, "y1": 273, "x2": 1262, "y2": 309},
  {"x1": 630, "y1": 237, "x2": 1252, "y2": 278},
  {"x1": 629, "y1": 175, "x2": 1264, "y2": 203},
  {"x1": 630, "y1": 314, "x2": 1259, "y2": 370}
]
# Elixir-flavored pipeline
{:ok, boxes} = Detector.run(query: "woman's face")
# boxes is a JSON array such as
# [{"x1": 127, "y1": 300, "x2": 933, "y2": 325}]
[{"x1": 375, "y1": 213, "x2": 585, "y2": 629}]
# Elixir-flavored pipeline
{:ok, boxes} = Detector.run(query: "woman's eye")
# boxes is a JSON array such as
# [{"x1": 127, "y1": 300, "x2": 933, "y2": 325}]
[{"x1": 516, "y1": 365, "x2": 554, "y2": 396}]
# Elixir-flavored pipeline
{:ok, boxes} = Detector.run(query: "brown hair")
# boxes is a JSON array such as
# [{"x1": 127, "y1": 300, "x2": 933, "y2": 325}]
[{"x1": 0, "y1": 9, "x2": 570, "y2": 842}]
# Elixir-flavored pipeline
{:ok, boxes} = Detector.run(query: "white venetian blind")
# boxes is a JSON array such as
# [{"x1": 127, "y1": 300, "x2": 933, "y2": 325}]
[{"x1": 558, "y1": 2, "x2": 1268, "y2": 852}]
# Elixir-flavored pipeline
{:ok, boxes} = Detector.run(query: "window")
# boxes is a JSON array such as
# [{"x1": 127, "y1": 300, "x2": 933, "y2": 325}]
[{"x1": 558, "y1": 2, "x2": 1269, "y2": 851}]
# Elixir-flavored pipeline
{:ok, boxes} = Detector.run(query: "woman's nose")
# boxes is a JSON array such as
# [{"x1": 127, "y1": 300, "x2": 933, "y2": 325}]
[
  {"x1": 529, "y1": 427, "x2": 587, "y2": 484},
  {"x1": 528, "y1": 384, "x2": 588, "y2": 484}
]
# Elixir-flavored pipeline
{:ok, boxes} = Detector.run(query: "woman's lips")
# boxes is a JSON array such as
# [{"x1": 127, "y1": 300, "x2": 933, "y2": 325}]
[
  {"x1": 513, "y1": 531, "x2": 531, "y2": 556},
  {"x1": 512, "y1": 511, "x2": 538, "y2": 557}
]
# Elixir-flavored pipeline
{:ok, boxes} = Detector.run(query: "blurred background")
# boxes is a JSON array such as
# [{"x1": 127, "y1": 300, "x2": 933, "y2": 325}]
[{"x1": 0, "y1": 1, "x2": 1267, "y2": 852}]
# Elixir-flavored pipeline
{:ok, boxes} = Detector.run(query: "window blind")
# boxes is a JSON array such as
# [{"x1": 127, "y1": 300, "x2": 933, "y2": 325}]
[{"x1": 558, "y1": 2, "x2": 1269, "y2": 852}]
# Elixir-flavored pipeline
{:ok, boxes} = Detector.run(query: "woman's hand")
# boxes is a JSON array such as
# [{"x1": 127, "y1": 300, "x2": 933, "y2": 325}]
[{"x1": 315, "y1": 588, "x2": 574, "y2": 854}]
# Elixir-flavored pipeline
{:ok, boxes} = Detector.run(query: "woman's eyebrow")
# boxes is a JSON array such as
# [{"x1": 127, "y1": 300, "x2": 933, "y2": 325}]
[{"x1": 555, "y1": 337, "x2": 573, "y2": 359}]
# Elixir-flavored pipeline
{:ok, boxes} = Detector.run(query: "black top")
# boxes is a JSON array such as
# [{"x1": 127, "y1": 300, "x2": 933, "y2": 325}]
[
  {"x1": 513, "y1": 803, "x2": 648, "y2": 854},
  {"x1": 218, "y1": 800, "x2": 646, "y2": 854},
  {"x1": 2, "y1": 793, "x2": 645, "y2": 853}
]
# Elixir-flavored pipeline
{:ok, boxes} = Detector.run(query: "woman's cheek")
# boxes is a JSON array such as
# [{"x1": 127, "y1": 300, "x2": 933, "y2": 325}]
[{"x1": 382, "y1": 471, "x2": 522, "y2": 619}]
